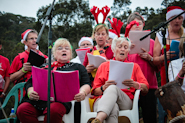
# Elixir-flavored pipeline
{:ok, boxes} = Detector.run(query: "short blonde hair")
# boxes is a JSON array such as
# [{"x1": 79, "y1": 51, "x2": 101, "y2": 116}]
[
  {"x1": 91, "y1": 24, "x2": 109, "y2": 39},
  {"x1": 111, "y1": 34, "x2": 132, "y2": 52},
  {"x1": 52, "y1": 38, "x2": 72, "y2": 59},
  {"x1": 179, "y1": 33, "x2": 185, "y2": 57}
]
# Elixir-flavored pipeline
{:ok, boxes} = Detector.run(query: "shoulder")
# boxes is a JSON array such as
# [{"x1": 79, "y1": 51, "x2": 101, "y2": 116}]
[{"x1": 0, "y1": 55, "x2": 9, "y2": 62}]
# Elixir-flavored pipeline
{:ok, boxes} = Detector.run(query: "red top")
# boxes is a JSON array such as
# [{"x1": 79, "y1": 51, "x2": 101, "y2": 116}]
[
  {"x1": 91, "y1": 59, "x2": 149, "y2": 100},
  {"x1": 0, "y1": 55, "x2": 10, "y2": 92},
  {"x1": 127, "y1": 39, "x2": 158, "y2": 89},
  {"x1": 160, "y1": 44, "x2": 170, "y2": 86},
  {"x1": 83, "y1": 45, "x2": 114, "y2": 67},
  {"x1": 9, "y1": 50, "x2": 48, "y2": 84}
]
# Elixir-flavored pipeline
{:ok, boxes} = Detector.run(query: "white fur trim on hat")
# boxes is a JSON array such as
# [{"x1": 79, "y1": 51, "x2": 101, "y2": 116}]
[
  {"x1": 166, "y1": 9, "x2": 185, "y2": 20},
  {"x1": 78, "y1": 37, "x2": 94, "y2": 47},
  {"x1": 24, "y1": 45, "x2": 39, "y2": 50},
  {"x1": 109, "y1": 31, "x2": 117, "y2": 39}
]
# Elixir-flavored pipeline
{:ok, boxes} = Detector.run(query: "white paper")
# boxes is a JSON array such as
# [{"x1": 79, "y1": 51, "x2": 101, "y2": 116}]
[
  {"x1": 109, "y1": 60, "x2": 133, "y2": 89},
  {"x1": 87, "y1": 53, "x2": 106, "y2": 68},
  {"x1": 75, "y1": 48, "x2": 90, "y2": 63},
  {"x1": 129, "y1": 31, "x2": 150, "y2": 54}
]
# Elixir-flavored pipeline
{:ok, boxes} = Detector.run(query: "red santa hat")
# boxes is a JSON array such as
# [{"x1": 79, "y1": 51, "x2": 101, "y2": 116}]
[
  {"x1": 21, "y1": 29, "x2": 32, "y2": 43},
  {"x1": 109, "y1": 29, "x2": 117, "y2": 39},
  {"x1": 166, "y1": 6, "x2": 185, "y2": 20},
  {"x1": 78, "y1": 37, "x2": 94, "y2": 47}
]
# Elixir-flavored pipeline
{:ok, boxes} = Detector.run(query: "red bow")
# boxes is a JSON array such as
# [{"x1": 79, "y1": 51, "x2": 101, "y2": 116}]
[
  {"x1": 51, "y1": 61, "x2": 70, "y2": 68},
  {"x1": 125, "y1": 20, "x2": 139, "y2": 37}
]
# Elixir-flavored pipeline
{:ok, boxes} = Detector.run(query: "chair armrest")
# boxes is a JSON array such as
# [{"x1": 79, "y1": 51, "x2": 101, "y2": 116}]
[{"x1": 132, "y1": 89, "x2": 140, "y2": 110}]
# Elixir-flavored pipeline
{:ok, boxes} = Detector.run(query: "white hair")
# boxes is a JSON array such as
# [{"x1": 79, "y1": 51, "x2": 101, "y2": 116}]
[{"x1": 111, "y1": 34, "x2": 131, "y2": 52}]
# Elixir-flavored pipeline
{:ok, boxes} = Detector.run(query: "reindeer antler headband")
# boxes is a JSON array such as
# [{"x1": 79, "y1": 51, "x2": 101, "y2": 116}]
[
  {"x1": 90, "y1": 5, "x2": 110, "y2": 26},
  {"x1": 108, "y1": 18, "x2": 131, "y2": 42},
  {"x1": 108, "y1": 18, "x2": 123, "y2": 38}
]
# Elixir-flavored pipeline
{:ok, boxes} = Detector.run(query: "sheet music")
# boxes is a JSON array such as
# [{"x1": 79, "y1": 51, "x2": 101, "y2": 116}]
[
  {"x1": 109, "y1": 60, "x2": 133, "y2": 89},
  {"x1": 87, "y1": 53, "x2": 106, "y2": 68},
  {"x1": 32, "y1": 66, "x2": 80, "y2": 102},
  {"x1": 75, "y1": 48, "x2": 90, "y2": 63},
  {"x1": 129, "y1": 31, "x2": 150, "y2": 54}
]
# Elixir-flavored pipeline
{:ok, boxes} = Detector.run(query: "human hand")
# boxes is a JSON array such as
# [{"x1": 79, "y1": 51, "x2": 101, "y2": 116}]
[
  {"x1": 181, "y1": 61, "x2": 185, "y2": 74},
  {"x1": 122, "y1": 79, "x2": 140, "y2": 89},
  {"x1": 139, "y1": 48, "x2": 151, "y2": 61},
  {"x1": 86, "y1": 64, "x2": 96, "y2": 73},
  {"x1": 0, "y1": 94, "x2": 5, "y2": 98},
  {"x1": 23, "y1": 62, "x2": 32, "y2": 72},
  {"x1": 166, "y1": 51, "x2": 176, "y2": 60},
  {"x1": 130, "y1": 41, "x2": 135, "y2": 49},
  {"x1": 74, "y1": 91, "x2": 86, "y2": 102},
  {"x1": 103, "y1": 80, "x2": 116, "y2": 91},
  {"x1": 28, "y1": 87, "x2": 39, "y2": 101}
]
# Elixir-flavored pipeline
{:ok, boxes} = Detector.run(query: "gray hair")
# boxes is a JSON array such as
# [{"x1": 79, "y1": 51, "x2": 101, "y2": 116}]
[
  {"x1": 127, "y1": 12, "x2": 145, "y2": 25},
  {"x1": 111, "y1": 34, "x2": 132, "y2": 52}
]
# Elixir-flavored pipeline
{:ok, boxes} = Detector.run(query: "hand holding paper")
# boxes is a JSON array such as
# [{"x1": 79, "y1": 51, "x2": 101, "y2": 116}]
[
  {"x1": 129, "y1": 31, "x2": 150, "y2": 54},
  {"x1": 87, "y1": 53, "x2": 106, "y2": 68},
  {"x1": 75, "y1": 48, "x2": 90, "y2": 63},
  {"x1": 109, "y1": 60, "x2": 133, "y2": 89}
]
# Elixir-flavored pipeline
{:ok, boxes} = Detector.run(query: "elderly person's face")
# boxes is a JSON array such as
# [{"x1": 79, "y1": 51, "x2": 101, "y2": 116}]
[
  {"x1": 94, "y1": 28, "x2": 108, "y2": 46},
  {"x1": 80, "y1": 40, "x2": 93, "y2": 49},
  {"x1": 54, "y1": 44, "x2": 71, "y2": 63},
  {"x1": 114, "y1": 41, "x2": 130, "y2": 61},
  {"x1": 169, "y1": 16, "x2": 183, "y2": 32},
  {"x1": 24, "y1": 32, "x2": 38, "y2": 51},
  {"x1": 130, "y1": 18, "x2": 144, "y2": 31}
]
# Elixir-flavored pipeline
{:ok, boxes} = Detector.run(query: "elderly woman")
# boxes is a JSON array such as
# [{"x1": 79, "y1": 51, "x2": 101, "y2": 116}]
[
  {"x1": 83, "y1": 24, "x2": 114, "y2": 82},
  {"x1": 90, "y1": 35, "x2": 149, "y2": 123},
  {"x1": 126, "y1": 12, "x2": 158, "y2": 123},
  {"x1": 16, "y1": 38, "x2": 91, "y2": 123}
]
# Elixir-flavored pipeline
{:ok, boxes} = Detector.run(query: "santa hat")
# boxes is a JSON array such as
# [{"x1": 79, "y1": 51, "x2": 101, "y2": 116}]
[
  {"x1": 78, "y1": 37, "x2": 94, "y2": 47},
  {"x1": 109, "y1": 29, "x2": 117, "y2": 39},
  {"x1": 166, "y1": 6, "x2": 185, "y2": 20},
  {"x1": 21, "y1": 29, "x2": 32, "y2": 43}
]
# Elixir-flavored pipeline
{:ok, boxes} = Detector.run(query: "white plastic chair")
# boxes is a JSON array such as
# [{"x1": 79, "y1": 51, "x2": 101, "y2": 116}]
[
  {"x1": 37, "y1": 100, "x2": 75, "y2": 123},
  {"x1": 80, "y1": 89, "x2": 140, "y2": 123}
]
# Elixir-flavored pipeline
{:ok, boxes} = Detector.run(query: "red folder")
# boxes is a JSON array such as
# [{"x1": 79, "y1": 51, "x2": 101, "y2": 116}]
[{"x1": 32, "y1": 66, "x2": 80, "y2": 102}]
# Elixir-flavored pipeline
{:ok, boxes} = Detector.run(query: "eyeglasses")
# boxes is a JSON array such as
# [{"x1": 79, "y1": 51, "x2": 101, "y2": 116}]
[
  {"x1": 80, "y1": 43, "x2": 92, "y2": 46},
  {"x1": 27, "y1": 37, "x2": 37, "y2": 41},
  {"x1": 57, "y1": 46, "x2": 70, "y2": 50}
]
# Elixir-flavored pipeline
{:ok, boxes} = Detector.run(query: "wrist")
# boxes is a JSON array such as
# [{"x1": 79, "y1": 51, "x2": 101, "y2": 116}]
[
  {"x1": 100, "y1": 85, "x2": 104, "y2": 92},
  {"x1": 28, "y1": 91, "x2": 32, "y2": 98},
  {"x1": 136, "y1": 82, "x2": 141, "y2": 90},
  {"x1": 1, "y1": 92, "x2": 6, "y2": 96},
  {"x1": 177, "y1": 73, "x2": 185, "y2": 79},
  {"x1": 80, "y1": 90, "x2": 87, "y2": 96},
  {"x1": 22, "y1": 67, "x2": 28, "y2": 74}
]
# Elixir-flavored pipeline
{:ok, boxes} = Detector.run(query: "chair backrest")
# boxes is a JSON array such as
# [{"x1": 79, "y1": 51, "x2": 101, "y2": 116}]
[{"x1": 0, "y1": 82, "x2": 26, "y2": 113}]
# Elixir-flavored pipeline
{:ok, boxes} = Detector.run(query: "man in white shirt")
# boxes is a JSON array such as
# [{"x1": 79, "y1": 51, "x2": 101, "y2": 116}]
[{"x1": 71, "y1": 37, "x2": 94, "y2": 64}]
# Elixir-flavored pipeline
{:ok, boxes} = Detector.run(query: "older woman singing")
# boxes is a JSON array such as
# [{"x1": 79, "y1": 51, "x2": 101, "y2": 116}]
[{"x1": 90, "y1": 33, "x2": 149, "y2": 123}]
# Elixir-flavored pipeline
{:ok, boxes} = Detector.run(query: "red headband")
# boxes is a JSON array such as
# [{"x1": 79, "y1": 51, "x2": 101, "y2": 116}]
[
  {"x1": 108, "y1": 18, "x2": 123, "y2": 37},
  {"x1": 90, "y1": 5, "x2": 110, "y2": 24}
]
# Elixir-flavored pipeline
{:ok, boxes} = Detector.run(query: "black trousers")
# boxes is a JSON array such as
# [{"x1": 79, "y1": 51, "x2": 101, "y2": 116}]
[{"x1": 139, "y1": 89, "x2": 157, "y2": 123}]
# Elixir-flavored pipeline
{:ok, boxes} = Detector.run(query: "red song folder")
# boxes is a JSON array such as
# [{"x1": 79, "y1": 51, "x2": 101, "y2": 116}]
[{"x1": 32, "y1": 66, "x2": 80, "y2": 102}]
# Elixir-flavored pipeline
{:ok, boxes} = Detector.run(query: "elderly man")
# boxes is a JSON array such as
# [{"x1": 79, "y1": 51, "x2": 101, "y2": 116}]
[{"x1": 71, "y1": 37, "x2": 93, "y2": 64}]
